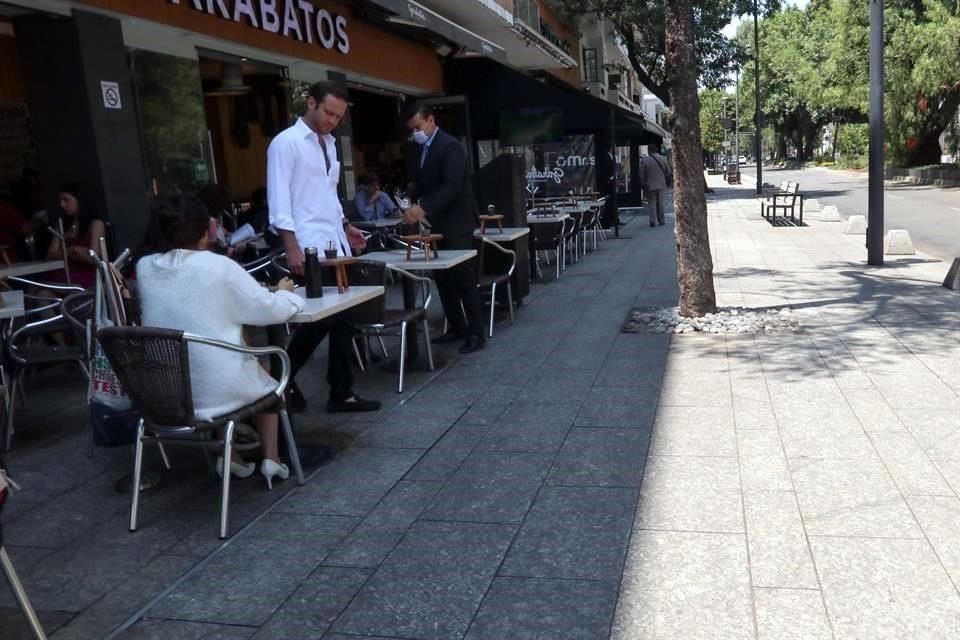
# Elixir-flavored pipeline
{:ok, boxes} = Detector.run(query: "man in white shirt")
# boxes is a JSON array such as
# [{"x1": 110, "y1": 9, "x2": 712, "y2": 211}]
[{"x1": 267, "y1": 81, "x2": 379, "y2": 413}]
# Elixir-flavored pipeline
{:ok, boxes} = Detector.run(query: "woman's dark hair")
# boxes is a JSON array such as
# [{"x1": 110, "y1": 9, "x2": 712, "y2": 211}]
[
  {"x1": 56, "y1": 183, "x2": 99, "y2": 234},
  {"x1": 147, "y1": 194, "x2": 210, "y2": 252}
]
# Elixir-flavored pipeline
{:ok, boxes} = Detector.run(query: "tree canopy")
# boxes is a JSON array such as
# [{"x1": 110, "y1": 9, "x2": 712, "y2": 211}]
[{"x1": 739, "y1": 0, "x2": 960, "y2": 166}]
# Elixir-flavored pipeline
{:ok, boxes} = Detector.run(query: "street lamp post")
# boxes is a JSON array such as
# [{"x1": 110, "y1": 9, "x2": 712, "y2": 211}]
[
  {"x1": 753, "y1": 0, "x2": 763, "y2": 194},
  {"x1": 867, "y1": 0, "x2": 884, "y2": 265}
]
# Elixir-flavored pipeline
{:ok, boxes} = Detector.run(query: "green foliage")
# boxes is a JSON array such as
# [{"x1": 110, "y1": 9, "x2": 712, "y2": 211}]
[
  {"x1": 745, "y1": 0, "x2": 960, "y2": 167},
  {"x1": 558, "y1": 1, "x2": 781, "y2": 104},
  {"x1": 836, "y1": 123, "x2": 869, "y2": 157},
  {"x1": 699, "y1": 89, "x2": 726, "y2": 152}
]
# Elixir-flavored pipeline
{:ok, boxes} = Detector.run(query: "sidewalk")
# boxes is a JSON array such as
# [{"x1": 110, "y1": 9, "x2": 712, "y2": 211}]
[{"x1": 3, "y1": 178, "x2": 959, "y2": 639}]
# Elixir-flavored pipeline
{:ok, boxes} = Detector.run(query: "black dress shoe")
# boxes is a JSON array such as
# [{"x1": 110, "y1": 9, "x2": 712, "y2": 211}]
[
  {"x1": 459, "y1": 335, "x2": 486, "y2": 354},
  {"x1": 432, "y1": 332, "x2": 466, "y2": 345},
  {"x1": 327, "y1": 395, "x2": 382, "y2": 413},
  {"x1": 650, "y1": 222, "x2": 656, "y2": 227},
  {"x1": 286, "y1": 383, "x2": 307, "y2": 413},
  {"x1": 658, "y1": 221, "x2": 665, "y2": 226}
]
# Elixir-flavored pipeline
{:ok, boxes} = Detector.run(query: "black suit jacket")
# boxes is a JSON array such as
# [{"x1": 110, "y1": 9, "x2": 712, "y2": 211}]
[{"x1": 409, "y1": 129, "x2": 478, "y2": 249}]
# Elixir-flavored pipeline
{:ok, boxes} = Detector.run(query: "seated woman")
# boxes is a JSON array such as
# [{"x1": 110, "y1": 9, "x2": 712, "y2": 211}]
[
  {"x1": 47, "y1": 184, "x2": 107, "y2": 289},
  {"x1": 137, "y1": 194, "x2": 304, "y2": 488}
]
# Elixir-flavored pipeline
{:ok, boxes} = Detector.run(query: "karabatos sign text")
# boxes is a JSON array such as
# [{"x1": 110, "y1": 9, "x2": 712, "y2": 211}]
[{"x1": 168, "y1": 0, "x2": 350, "y2": 53}]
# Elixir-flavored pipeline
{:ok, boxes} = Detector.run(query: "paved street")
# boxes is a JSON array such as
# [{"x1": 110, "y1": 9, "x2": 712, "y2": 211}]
[
  {"x1": 3, "y1": 176, "x2": 960, "y2": 639},
  {"x1": 742, "y1": 165, "x2": 960, "y2": 262}
]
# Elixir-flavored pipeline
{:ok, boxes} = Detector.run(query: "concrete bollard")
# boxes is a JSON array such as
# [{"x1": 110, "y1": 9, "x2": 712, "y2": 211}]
[
  {"x1": 820, "y1": 205, "x2": 841, "y2": 222},
  {"x1": 806, "y1": 198, "x2": 823, "y2": 211},
  {"x1": 884, "y1": 230, "x2": 916, "y2": 255},
  {"x1": 944, "y1": 258, "x2": 960, "y2": 291},
  {"x1": 842, "y1": 215, "x2": 867, "y2": 235}
]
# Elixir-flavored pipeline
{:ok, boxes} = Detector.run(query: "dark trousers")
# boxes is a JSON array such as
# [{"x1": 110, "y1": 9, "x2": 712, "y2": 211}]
[
  {"x1": 436, "y1": 257, "x2": 484, "y2": 338},
  {"x1": 286, "y1": 316, "x2": 354, "y2": 401}
]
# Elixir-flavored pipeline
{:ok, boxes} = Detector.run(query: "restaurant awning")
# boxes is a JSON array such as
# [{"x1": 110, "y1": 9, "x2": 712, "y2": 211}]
[
  {"x1": 368, "y1": 0, "x2": 507, "y2": 62},
  {"x1": 444, "y1": 57, "x2": 661, "y2": 144}
]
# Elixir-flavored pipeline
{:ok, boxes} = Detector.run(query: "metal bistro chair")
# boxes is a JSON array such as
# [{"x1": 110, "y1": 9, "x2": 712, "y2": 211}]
[
  {"x1": 97, "y1": 326, "x2": 305, "y2": 539},
  {"x1": 358, "y1": 264, "x2": 434, "y2": 393},
  {"x1": 2, "y1": 280, "x2": 88, "y2": 450},
  {"x1": 529, "y1": 215, "x2": 565, "y2": 281},
  {"x1": 1, "y1": 458, "x2": 47, "y2": 640},
  {"x1": 476, "y1": 237, "x2": 516, "y2": 338}
]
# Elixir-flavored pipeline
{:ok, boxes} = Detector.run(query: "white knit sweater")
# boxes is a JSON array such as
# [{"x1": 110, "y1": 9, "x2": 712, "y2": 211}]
[{"x1": 137, "y1": 250, "x2": 305, "y2": 420}]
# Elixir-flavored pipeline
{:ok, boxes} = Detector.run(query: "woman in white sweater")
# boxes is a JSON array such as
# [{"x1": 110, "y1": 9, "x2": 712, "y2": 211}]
[{"x1": 137, "y1": 195, "x2": 305, "y2": 488}]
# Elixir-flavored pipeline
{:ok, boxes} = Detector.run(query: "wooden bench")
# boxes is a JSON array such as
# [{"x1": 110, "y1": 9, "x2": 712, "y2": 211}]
[{"x1": 761, "y1": 182, "x2": 804, "y2": 225}]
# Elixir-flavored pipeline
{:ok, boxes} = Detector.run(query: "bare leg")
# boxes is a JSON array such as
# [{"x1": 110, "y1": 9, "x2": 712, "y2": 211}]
[{"x1": 254, "y1": 412, "x2": 280, "y2": 463}]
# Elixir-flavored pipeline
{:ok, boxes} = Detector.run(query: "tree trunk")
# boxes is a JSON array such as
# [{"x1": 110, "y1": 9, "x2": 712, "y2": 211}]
[
  {"x1": 905, "y1": 128, "x2": 945, "y2": 167},
  {"x1": 665, "y1": 0, "x2": 716, "y2": 317},
  {"x1": 832, "y1": 121, "x2": 840, "y2": 162}
]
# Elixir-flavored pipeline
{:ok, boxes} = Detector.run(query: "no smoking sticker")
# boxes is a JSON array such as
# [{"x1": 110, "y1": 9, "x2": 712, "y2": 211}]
[{"x1": 100, "y1": 81, "x2": 121, "y2": 110}]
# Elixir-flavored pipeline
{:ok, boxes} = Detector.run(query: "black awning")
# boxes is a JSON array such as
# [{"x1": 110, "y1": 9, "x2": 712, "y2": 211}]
[
  {"x1": 368, "y1": 0, "x2": 507, "y2": 62},
  {"x1": 444, "y1": 57, "x2": 660, "y2": 143}
]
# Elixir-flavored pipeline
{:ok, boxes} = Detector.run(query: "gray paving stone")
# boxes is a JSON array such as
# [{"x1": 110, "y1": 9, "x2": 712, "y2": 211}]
[
  {"x1": 500, "y1": 400, "x2": 584, "y2": 426},
  {"x1": 780, "y1": 423, "x2": 877, "y2": 461},
  {"x1": 896, "y1": 408, "x2": 960, "y2": 461},
  {"x1": 275, "y1": 448, "x2": 423, "y2": 517},
  {"x1": 733, "y1": 397, "x2": 778, "y2": 429},
  {"x1": 659, "y1": 374, "x2": 732, "y2": 407},
  {"x1": 649, "y1": 406, "x2": 737, "y2": 457},
  {"x1": 500, "y1": 487, "x2": 637, "y2": 581},
  {"x1": 753, "y1": 588, "x2": 832, "y2": 640},
  {"x1": 635, "y1": 456, "x2": 743, "y2": 533},
  {"x1": 477, "y1": 418, "x2": 573, "y2": 453},
  {"x1": 575, "y1": 387, "x2": 659, "y2": 428},
  {"x1": 44, "y1": 554, "x2": 198, "y2": 640},
  {"x1": 594, "y1": 357, "x2": 665, "y2": 388},
  {"x1": 810, "y1": 536, "x2": 960, "y2": 640},
  {"x1": 150, "y1": 515, "x2": 356, "y2": 626},
  {"x1": 252, "y1": 566, "x2": 371, "y2": 639},
  {"x1": 332, "y1": 520, "x2": 515, "y2": 640},
  {"x1": 116, "y1": 620, "x2": 257, "y2": 639},
  {"x1": 423, "y1": 451, "x2": 554, "y2": 523},
  {"x1": 870, "y1": 433, "x2": 954, "y2": 496},
  {"x1": 613, "y1": 530, "x2": 754, "y2": 640},
  {"x1": 465, "y1": 577, "x2": 617, "y2": 640},
  {"x1": 403, "y1": 423, "x2": 489, "y2": 482},
  {"x1": 906, "y1": 495, "x2": 960, "y2": 587},
  {"x1": 517, "y1": 369, "x2": 598, "y2": 404},
  {"x1": 792, "y1": 459, "x2": 922, "y2": 538},
  {"x1": 841, "y1": 388, "x2": 906, "y2": 432},
  {"x1": 933, "y1": 459, "x2": 960, "y2": 496},
  {"x1": 743, "y1": 491, "x2": 819, "y2": 589},
  {"x1": 353, "y1": 416, "x2": 455, "y2": 449},
  {"x1": 548, "y1": 428, "x2": 650, "y2": 488}
]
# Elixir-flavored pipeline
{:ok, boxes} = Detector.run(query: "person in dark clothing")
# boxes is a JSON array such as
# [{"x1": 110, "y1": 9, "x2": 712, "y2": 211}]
[{"x1": 402, "y1": 103, "x2": 485, "y2": 354}]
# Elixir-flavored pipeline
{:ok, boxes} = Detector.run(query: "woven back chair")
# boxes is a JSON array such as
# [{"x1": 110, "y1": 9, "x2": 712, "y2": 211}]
[{"x1": 97, "y1": 326, "x2": 304, "y2": 538}]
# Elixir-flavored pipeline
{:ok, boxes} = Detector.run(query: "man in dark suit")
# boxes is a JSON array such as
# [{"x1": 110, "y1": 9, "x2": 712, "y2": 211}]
[{"x1": 402, "y1": 103, "x2": 485, "y2": 354}]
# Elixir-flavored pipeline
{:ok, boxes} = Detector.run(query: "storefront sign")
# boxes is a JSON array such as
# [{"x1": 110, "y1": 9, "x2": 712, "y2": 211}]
[
  {"x1": 522, "y1": 135, "x2": 596, "y2": 196},
  {"x1": 167, "y1": 0, "x2": 350, "y2": 54}
]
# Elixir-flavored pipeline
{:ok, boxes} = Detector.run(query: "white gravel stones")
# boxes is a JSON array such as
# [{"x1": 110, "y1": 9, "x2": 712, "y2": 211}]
[
  {"x1": 842, "y1": 215, "x2": 867, "y2": 235},
  {"x1": 884, "y1": 229, "x2": 916, "y2": 255},
  {"x1": 624, "y1": 306, "x2": 801, "y2": 335}
]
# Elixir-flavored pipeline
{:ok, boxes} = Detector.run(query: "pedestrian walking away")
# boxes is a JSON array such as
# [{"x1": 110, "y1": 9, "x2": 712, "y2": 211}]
[{"x1": 641, "y1": 143, "x2": 672, "y2": 227}]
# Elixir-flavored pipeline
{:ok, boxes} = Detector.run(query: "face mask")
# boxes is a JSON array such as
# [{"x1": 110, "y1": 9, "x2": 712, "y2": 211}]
[{"x1": 412, "y1": 129, "x2": 430, "y2": 145}]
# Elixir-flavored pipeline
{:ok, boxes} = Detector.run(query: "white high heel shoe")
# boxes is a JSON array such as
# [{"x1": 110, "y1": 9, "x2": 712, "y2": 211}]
[
  {"x1": 260, "y1": 458, "x2": 290, "y2": 490},
  {"x1": 215, "y1": 456, "x2": 256, "y2": 479}
]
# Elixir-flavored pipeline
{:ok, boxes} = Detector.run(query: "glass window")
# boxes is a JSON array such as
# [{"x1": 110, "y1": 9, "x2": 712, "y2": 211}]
[
  {"x1": 583, "y1": 48, "x2": 599, "y2": 83},
  {"x1": 616, "y1": 144, "x2": 631, "y2": 193},
  {"x1": 130, "y1": 50, "x2": 212, "y2": 196},
  {"x1": 515, "y1": 0, "x2": 539, "y2": 28}
]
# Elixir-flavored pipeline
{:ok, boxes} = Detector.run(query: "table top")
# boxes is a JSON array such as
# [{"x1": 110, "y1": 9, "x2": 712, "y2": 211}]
[
  {"x1": 0, "y1": 260, "x2": 63, "y2": 280},
  {"x1": 353, "y1": 217, "x2": 404, "y2": 229},
  {"x1": 290, "y1": 285, "x2": 384, "y2": 323},
  {"x1": 0, "y1": 290, "x2": 25, "y2": 321},
  {"x1": 473, "y1": 227, "x2": 530, "y2": 241},
  {"x1": 363, "y1": 249, "x2": 476, "y2": 271},
  {"x1": 527, "y1": 213, "x2": 570, "y2": 224}
]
